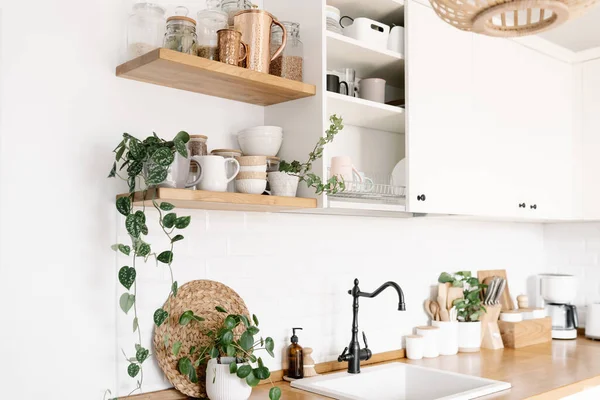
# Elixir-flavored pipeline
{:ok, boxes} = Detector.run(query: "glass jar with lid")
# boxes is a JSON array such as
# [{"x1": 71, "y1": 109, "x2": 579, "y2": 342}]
[
  {"x1": 270, "y1": 21, "x2": 303, "y2": 82},
  {"x1": 220, "y1": 0, "x2": 254, "y2": 27},
  {"x1": 163, "y1": 7, "x2": 197, "y2": 55},
  {"x1": 127, "y1": 2, "x2": 166, "y2": 60},
  {"x1": 197, "y1": 0, "x2": 228, "y2": 60}
]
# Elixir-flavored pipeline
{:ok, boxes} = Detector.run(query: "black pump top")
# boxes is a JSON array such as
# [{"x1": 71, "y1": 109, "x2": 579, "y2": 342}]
[{"x1": 291, "y1": 327, "x2": 303, "y2": 344}]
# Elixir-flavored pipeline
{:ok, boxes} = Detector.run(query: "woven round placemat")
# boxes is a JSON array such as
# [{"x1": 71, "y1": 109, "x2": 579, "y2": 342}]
[{"x1": 153, "y1": 280, "x2": 249, "y2": 398}]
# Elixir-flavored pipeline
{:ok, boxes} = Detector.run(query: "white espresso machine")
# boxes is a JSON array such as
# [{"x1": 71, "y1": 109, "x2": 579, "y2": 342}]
[{"x1": 535, "y1": 274, "x2": 578, "y2": 340}]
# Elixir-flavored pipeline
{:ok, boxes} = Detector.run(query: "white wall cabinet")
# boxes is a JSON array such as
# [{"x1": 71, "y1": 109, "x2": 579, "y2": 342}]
[{"x1": 581, "y1": 58, "x2": 600, "y2": 220}]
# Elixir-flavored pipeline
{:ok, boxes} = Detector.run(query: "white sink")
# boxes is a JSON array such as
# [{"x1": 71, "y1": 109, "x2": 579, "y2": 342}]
[{"x1": 291, "y1": 362, "x2": 511, "y2": 400}]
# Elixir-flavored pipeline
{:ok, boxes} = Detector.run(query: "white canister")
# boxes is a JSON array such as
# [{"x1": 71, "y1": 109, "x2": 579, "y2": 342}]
[
  {"x1": 205, "y1": 357, "x2": 252, "y2": 400},
  {"x1": 416, "y1": 326, "x2": 439, "y2": 358},
  {"x1": 359, "y1": 78, "x2": 386, "y2": 103},
  {"x1": 586, "y1": 303, "x2": 600, "y2": 340},
  {"x1": 458, "y1": 321, "x2": 482, "y2": 353},
  {"x1": 405, "y1": 335, "x2": 424, "y2": 360},
  {"x1": 388, "y1": 26, "x2": 404, "y2": 54},
  {"x1": 432, "y1": 321, "x2": 459, "y2": 356},
  {"x1": 500, "y1": 311, "x2": 523, "y2": 322}
]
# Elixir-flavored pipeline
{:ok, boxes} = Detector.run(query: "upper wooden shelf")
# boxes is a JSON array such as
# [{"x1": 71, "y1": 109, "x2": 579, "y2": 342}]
[
  {"x1": 116, "y1": 48, "x2": 317, "y2": 106},
  {"x1": 121, "y1": 188, "x2": 317, "y2": 213}
]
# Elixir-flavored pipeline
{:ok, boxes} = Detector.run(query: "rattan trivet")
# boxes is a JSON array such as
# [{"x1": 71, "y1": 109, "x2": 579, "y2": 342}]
[{"x1": 153, "y1": 280, "x2": 249, "y2": 398}]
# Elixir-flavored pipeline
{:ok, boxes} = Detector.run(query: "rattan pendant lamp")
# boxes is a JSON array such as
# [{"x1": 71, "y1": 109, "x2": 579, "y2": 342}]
[{"x1": 429, "y1": 0, "x2": 599, "y2": 37}]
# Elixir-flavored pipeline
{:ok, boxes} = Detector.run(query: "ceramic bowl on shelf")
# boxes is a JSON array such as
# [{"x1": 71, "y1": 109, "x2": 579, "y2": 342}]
[
  {"x1": 235, "y1": 171, "x2": 267, "y2": 195},
  {"x1": 235, "y1": 155, "x2": 267, "y2": 172},
  {"x1": 237, "y1": 126, "x2": 283, "y2": 156}
]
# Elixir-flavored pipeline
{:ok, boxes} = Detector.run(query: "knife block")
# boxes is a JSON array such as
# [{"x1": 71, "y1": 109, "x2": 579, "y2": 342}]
[
  {"x1": 498, "y1": 317, "x2": 552, "y2": 348},
  {"x1": 480, "y1": 304, "x2": 503, "y2": 350}
]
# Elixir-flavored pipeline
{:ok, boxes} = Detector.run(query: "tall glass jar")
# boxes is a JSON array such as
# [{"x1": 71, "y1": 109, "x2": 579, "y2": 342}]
[
  {"x1": 270, "y1": 22, "x2": 303, "y2": 82},
  {"x1": 163, "y1": 7, "x2": 197, "y2": 55},
  {"x1": 220, "y1": 0, "x2": 254, "y2": 27},
  {"x1": 197, "y1": 0, "x2": 228, "y2": 60},
  {"x1": 127, "y1": 2, "x2": 166, "y2": 60}
]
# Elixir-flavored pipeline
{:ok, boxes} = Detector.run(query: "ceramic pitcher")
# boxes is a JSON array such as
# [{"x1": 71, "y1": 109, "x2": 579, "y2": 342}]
[
  {"x1": 234, "y1": 9, "x2": 286, "y2": 73},
  {"x1": 196, "y1": 155, "x2": 240, "y2": 192}
]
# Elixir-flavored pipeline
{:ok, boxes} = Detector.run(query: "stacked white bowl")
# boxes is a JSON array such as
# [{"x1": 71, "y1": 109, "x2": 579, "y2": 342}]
[{"x1": 237, "y1": 126, "x2": 283, "y2": 157}]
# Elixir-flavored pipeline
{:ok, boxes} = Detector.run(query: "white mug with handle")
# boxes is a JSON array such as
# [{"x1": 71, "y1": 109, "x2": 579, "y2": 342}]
[
  {"x1": 330, "y1": 156, "x2": 362, "y2": 183},
  {"x1": 196, "y1": 155, "x2": 240, "y2": 192}
]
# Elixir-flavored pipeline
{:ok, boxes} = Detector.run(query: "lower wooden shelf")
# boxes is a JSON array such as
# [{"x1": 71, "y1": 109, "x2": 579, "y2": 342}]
[{"x1": 120, "y1": 188, "x2": 317, "y2": 212}]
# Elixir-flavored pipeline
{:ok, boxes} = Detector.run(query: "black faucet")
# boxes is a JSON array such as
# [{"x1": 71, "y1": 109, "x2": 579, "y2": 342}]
[{"x1": 338, "y1": 278, "x2": 406, "y2": 374}]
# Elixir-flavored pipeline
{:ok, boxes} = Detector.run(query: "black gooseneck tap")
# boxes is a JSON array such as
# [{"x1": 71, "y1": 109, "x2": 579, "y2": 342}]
[{"x1": 338, "y1": 278, "x2": 406, "y2": 374}]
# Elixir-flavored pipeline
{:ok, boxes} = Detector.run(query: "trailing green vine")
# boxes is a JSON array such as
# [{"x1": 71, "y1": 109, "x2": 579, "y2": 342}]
[{"x1": 109, "y1": 131, "x2": 193, "y2": 396}]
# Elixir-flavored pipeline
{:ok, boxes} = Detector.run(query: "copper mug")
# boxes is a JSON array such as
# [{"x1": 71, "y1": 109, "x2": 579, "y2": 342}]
[
  {"x1": 234, "y1": 9, "x2": 287, "y2": 73},
  {"x1": 217, "y1": 29, "x2": 248, "y2": 66}
]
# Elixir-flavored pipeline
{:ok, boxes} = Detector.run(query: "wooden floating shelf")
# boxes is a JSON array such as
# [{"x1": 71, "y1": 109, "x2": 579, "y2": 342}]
[
  {"x1": 120, "y1": 188, "x2": 317, "y2": 212},
  {"x1": 116, "y1": 48, "x2": 316, "y2": 106},
  {"x1": 327, "y1": 92, "x2": 405, "y2": 133},
  {"x1": 326, "y1": 31, "x2": 405, "y2": 87}
]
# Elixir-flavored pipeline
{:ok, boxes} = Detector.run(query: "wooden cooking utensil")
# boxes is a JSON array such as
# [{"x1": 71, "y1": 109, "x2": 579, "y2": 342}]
[
  {"x1": 438, "y1": 284, "x2": 450, "y2": 321},
  {"x1": 430, "y1": 301, "x2": 441, "y2": 321},
  {"x1": 446, "y1": 287, "x2": 464, "y2": 312},
  {"x1": 424, "y1": 300, "x2": 434, "y2": 320},
  {"x1": 478, "y1": 269, "x2": 515, "y2": 311}
]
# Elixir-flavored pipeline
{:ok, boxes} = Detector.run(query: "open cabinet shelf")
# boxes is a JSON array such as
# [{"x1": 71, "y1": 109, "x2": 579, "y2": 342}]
[
  {"x1": 327, "y1": 92, "x2": 405, "y2": 133},
  {"x1": 120, "y1": 188, "x2": 317, "y2": 213},
  {"x1": 327, "y1": 0, "x2": 405, "y2": 25},
  {"x1": 116, "y1": 48, "x2": 316, "y2": 106}
]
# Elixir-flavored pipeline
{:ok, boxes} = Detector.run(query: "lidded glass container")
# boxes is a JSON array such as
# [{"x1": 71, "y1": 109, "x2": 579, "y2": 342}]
[
  {"x1": 163, "y1": 6, "x2": 198, "y2": 55},
  {"x1": 197, "y1": 0, "x2": 228, "y2": 60},
  {"x1": 270, "y1": 21, "x2": 303, "y2": 82},
  {"x1": 127, "y1": 2, "x2": 166, "y2": 60},
  {"x1": 220, "y1": 0, "x2": 254, "y2": 27}
]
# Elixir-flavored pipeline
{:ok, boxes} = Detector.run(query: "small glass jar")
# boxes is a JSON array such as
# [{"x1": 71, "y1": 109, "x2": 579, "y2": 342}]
[
  {"x1": 197, "y1": 0, "x2": 228, "y2": 60},
  {"x1": 164, "y1": 7, "x2": 197, "y2": 55},
  {"x1": 270, "y1": 22, "x2": 303, "y2": 82},
  {"x1": 220, "y1": 0, "x2": 254, "y2": 27},
  {"x1": 189, "y1": 135, "x2": 208, "y2": 157},
  {"x1": 127, "y1": 2, "x2": 166, "y2": 60},
  {"x1": 266, "y1": 156, "x2": 281, "y2": 173}
]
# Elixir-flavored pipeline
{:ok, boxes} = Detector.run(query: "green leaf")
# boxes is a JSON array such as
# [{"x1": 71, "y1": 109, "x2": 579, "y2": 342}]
[
  {"x1": 154, "y1": 309, "x2": 168, "y2": 327},
  {"x1": 134, "y1": 210, "x2": 146, "y2": 224},
  {"x1": 146, "y1": 163, "x2": 168, "y2": 186},
  {"x1": 133, "y1": 317, "x2": 139, "y2": 333},
  {"x1": 254, "y1": 366, "x2": 270, "y2": 380},
  {"x1": 127, "y1": 161, "x2": 143, "y2": 176},
  {"x1": 248, "y1": 326, "x2": 260, "y2": 335},
  {"x1": 258, "y1": 357, "x2": 264, "y2": 368},
  {"x1": 457, "y1": 271, "x2": 472, "y2": 278},
  {"x1": 125, "y1": 214, "x2": 141, "y2": 238},
  {"x1": 246, "y1": 370, "x2": 260, "y2": 387},
  {"x1": 209, "y1": 346, "x2": 220, "y2": 358},
  {"x1": 118, "y1": 244, "x2": 131, "y2": 256},
  {"x1": 178, "y1": 357, "x2": 191, "y2": 375},
  {"x1": 224, "y1": 315, "x2": 237, "y2": 330},
  {"x1": 116, "y1": 197, "x2": 131, "y2": 216},
  {"x1": 226, "y1": 344, "x2": 236, "y2": 357},
  {"x1": 119, "y1": 293, "x2": 135, "y2": 314},
  {"x1": 135, "y1": 240, "x2": 151, "y2": 257},
  {"x1": 174, "y1": 216, "x2": 191, "y2": 229},
  {"x1": 127, "y1": 363, "x2": 140, "y2": 378},
  {"x1": 108, "y1": 162, "x2": 117, "y2": 178},
  {"x1": 265, "y1": 337, "x2": 275, "y2": 357},
  {"x1": 438, "y1": 272, "x2": 454, "y2": 284},
  {"x1": 136, "y1": 347, "x2": 149, "y2": 363},
  {"x1": 118, "y1": 266, "x2": 136, "y2": 290},
  {"x1": 192, "y1": 315, "x2": 205, "y2": 322},
  {"x1": 237, "y1": 365, "x2": 252, "y2": 379},
  {"x1": 249, "y1": 354, "x2": 257, "y2": 363},
  {"x1": 240, "y1": 331, "x2": 254, "y2": 351},
  {"x1": 174, "y1": 131, "x2": 190, "y2": 143},
  {"x1": 221, "y1": 330, "x2": 234, "y2": 345},
  {"x1": 174, "y1": 138, "x2": 188, "y2": 158},
  {"x1": 157, "y1": 251, "x2": 173, "y2": 264},
  {"x1": 171, "y1": 234, "x2": 184, "y2": 243},
  {"x1": 151, "y1": 147, "x2": 174, "y2": 167},
  {"x1": 172, "y1": 281, "x2": 178, "y2": 297},
  {"x1": 160, "y1": 202, "x2": 176, "y2": 211},
  {"x1": 252, "y1": 314, "x2": 259, "y2": 326},
  {"x1": 239, "y1": 315, "x2": 250, "y2": 327},
  {"x1": 172, "y1": 341, "x2": 182, "y2": 356},
  {"x1": 189, "y1": 366, "x2": 198, "y2": 383},
  {"x1": 116, "y1": 145, "x2": 126, "y2": 161},
  {"x1": 229, "y1": 362, "x2": 238, "y2": 374},
  {"x1": 129, "y1": 139, "x2": 146, "y2": 161},
  {"x1": 269, "y1": 387, "x2": 282, "y2": 400},
  {"x1": 179, "y1": 310, "x2": 194, "y2": 326},
  {"x1": 163, "y1": 213, "x2": 177, "y2": 229},
  {"x1": 216, "y1": 306, "x2": 227, "y2": 313}
]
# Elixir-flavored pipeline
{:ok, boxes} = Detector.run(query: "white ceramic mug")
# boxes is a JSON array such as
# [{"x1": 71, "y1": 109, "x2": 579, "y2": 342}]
[
  {"x1": 330, "y1": 156, "x2": 362, "y2": 182},
  {"x1": 196, "y1": 155, "x2": 240, "y2": 192},
  {"x1": 388, "y1": 26, "x2": 404, "y2": 54},
  {"x1": 359, "y1": 78, "x2": 386, "y2": 103},
  {"x1": 158, "y1": 153, "x2": 203, "y2": 189}
]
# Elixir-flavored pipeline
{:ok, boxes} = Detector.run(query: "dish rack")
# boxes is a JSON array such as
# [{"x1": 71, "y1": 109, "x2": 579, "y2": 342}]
[{"x1": 326, "y1": 169, "x2": 406, "y2": 203}]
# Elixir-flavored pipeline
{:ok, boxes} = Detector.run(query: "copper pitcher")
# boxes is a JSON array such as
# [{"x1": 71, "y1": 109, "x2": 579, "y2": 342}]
[{"x1": 234, "y1": 9, "x2": 287, "y2": 74}]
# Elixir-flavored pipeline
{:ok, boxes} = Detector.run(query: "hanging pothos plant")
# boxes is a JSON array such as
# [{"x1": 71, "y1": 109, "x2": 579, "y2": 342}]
[{"x1": 108, "y1": 131, "x2": 192, "y2": 396}]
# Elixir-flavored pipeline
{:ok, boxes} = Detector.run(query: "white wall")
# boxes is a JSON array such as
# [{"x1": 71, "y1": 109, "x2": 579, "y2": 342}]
[{"x1": 118, "y1": 213, "x2": 545, "y2": 395}]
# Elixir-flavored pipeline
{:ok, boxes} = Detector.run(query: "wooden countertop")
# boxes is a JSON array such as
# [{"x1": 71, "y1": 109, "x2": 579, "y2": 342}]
[{"x1": 250, "y1": 337, "x2": 600, "y2": 400}]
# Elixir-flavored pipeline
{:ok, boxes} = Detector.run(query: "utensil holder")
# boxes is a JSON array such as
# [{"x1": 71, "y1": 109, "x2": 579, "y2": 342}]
[{"x1": 432, "y1": 320, "x2": 459, "y2": 355}]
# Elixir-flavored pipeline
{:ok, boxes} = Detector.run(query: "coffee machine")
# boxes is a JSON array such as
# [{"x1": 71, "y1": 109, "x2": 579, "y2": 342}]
[{"x1": 536, "y1": 274, "x2": 579, "y2": 340}]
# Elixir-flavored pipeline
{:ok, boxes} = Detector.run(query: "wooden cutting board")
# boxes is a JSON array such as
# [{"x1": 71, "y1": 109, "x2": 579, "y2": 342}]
[{"x1": 478, "y1": 269, "x2": 515, "y2": 311}]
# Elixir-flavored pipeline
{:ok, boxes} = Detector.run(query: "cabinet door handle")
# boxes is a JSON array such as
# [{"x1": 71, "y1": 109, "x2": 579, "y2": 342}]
[
  {"x1": 519, "y1": 203, "x2": 526, "y2": 208},
  {"x1": 417, "y1": 194, "x2": 426, "y2": 201},
  {"x1": 530, "y1": 204, "x2": 537, "y2": 210}
]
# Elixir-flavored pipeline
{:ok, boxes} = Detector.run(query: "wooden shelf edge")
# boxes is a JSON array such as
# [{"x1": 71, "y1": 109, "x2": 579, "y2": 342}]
[{"x1": 117, "y1": 188, "x2": 317, "y2": 212}]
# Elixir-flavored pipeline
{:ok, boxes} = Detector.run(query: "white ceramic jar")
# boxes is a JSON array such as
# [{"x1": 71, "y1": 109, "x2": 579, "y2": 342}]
[
  {"x1": 458, "y1": 321, "x2": 482, "y2": 353},
  {"x1": 206, "y1": 357, "x2": 252, "y2": 400},
  {"x1": 432, "y1": 320, "x2": 459, "y2": 355},
  {"x1": 405, "y1": 335, "x2": 424, "y2": 360},
  {"x1": 416, "y1": 326, "x2": 440, "y2": 358}
]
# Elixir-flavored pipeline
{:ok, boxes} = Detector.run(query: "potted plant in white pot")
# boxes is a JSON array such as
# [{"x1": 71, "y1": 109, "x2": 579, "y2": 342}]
[
  {"x1": 439, "y1": 272, "x2": 487, "y2": 353},
  {"x1": 275, "y1": 114, "x2": 345, "y2": 197},
  {"x1": 176, "y1": 307, "x2": 281, "y2": 400}
]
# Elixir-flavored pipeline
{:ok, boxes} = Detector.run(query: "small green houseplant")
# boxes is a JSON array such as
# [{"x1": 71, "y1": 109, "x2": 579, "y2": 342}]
[{"x1": 176, "y1": 307, "x2": 281, "y2": 400}]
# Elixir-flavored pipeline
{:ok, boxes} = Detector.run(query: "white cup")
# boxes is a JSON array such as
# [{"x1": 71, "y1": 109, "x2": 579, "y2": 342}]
[
  {"x1": 416, "y1": 326, "x2": 440, "y2": 358},
  {"x1": 359, "y1": 78, "x2": 386, "y2": 103},
  {"x1": 156, "y1": 152, "x2": 203, "y2": 189},
  {"x1": 330, "y1": 156, "x2": 362, "y2": 182},
  {"x1": 240, "y1": 165, "x2": 267, "y2": 173},
  {"x1": 196, "y1": 155, "x2": 240, "y2": 192},
  {"x1": 432, "y1": 321, "x2": 459, "y2": 356},
  {"x1": 388, "y1": 26, "x2": 404, "y2": 54},
  {"x1": 405, "y1": 335, "x2": 424, "y2": 360}
]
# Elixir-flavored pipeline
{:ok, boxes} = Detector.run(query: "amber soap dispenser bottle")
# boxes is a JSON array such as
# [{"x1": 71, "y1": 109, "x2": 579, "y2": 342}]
[{"x1": 287, "y1": 327, "x2": 304, "y2": 379}]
